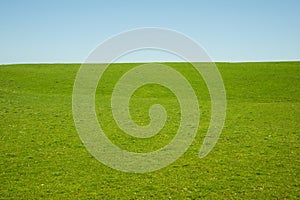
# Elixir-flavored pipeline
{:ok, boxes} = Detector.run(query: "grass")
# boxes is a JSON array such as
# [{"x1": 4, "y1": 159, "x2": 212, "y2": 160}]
[{"x1": 0, "y1": 62, "x2": 299, "y2": 199}]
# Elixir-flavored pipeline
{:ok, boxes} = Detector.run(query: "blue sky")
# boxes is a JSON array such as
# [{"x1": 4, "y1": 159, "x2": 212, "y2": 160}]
[{"x1": 0, "y1": 0, "x2": 299, "y2": 63}]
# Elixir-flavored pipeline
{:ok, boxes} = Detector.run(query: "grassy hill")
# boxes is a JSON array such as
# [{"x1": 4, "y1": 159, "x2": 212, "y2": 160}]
[{"x1": 0, "y1": 62, "x2": 299, "y2": 199}]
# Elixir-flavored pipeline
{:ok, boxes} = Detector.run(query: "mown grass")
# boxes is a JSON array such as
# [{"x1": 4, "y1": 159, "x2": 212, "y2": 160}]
[{"x1": 0, "y1": 62, "x2": 299, "y2": 199}]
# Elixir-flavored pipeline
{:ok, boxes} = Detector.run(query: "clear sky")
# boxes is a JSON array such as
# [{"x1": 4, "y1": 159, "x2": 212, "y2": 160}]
[{"x1": 0, "y1": 0, "x2": 299, "y2": 63}]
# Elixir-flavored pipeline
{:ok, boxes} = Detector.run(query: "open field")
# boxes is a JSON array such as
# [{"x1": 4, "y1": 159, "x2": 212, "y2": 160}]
[{"x1": 0, "y1": 62, "x2": 299, "y2": 199}]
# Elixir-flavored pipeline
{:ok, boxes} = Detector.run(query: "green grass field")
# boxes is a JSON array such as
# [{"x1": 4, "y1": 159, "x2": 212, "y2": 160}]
[{"x1": 0, "y1": 62, "x2": 299, "y2": 199}]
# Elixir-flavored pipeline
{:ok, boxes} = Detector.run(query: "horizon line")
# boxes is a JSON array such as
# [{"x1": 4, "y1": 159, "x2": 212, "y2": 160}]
[{"x1": 1, "y1": 60, "x2": 300, "y2": 65}]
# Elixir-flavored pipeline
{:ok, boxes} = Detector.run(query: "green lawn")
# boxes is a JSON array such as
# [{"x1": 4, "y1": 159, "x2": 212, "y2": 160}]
[{"x1": 0, "y1": 62, "x2": 299, "y2": 199}]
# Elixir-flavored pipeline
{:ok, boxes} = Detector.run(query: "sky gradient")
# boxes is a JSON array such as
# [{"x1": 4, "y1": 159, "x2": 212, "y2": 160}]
[{"x1": 0, "y1": 0, "x2": 299, "y2": 63}]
